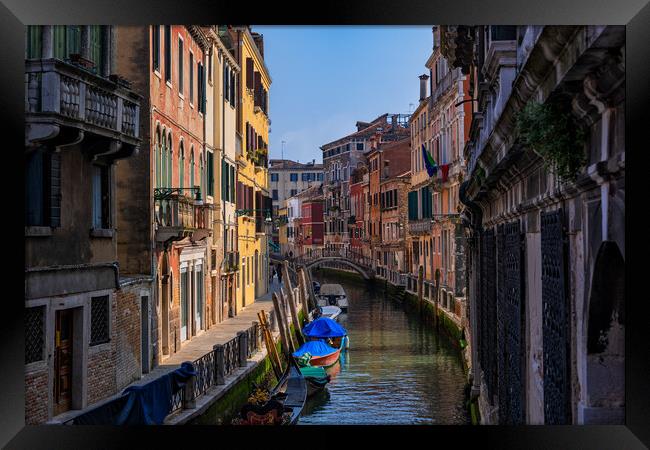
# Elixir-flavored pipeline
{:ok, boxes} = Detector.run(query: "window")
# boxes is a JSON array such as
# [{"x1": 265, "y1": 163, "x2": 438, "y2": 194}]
[
  {"x1": 290, "y1": 189, "x2": 297, "y2": 197},
  {"x1": 301, "y1": 173, "x2": 309, "y2": 182},
  {"x1": 164, "y1": 26, "x2": 171, "y2": 83},
  {"x1": 270, "y1": 173, "x2": 279, "y2": 182},
  {"x1": 25, "y1": 306, "x2": 45, "y2": 364},
  {"x1": 189, "y1": 53, "x2": 194, "y2": 102},
  {"x1": 190, "y1": 148, "x2": 195, "y2": 188},
  {"x1": 92, "y1": 165, "x2": 111, "y2": 229},
  {"x1": 90, "y1": 295, "x2": 110, "y2": 345},
  {"x1": 152, "y1": 26, "x2": 160, "y2": 71},
  {"x1": 290, "y1": 173, "x2": 298, "y2": 182},
  {"x1": 178, "y1": 37, "x2": 183, "y2": 95},
  {"x1": 179, "y1": 142, "x2": 185, "y2": 188},
  {"x1": 229, "y1": 165, "x2": 235, "y2": 202},
  {"x1": 207, "y1": 151, "x2": 214, "y2": 197},
  {"x1": 26, "y1": 26, "x2": 42, "y2": 59},
  {"x1": 25, "y1": 149, "x2": 61, "y2": 227},
  {"x1": 356, "y1": 143, "x2": 364, "y2": 151},
  {"x1": 197, "y1": 62, "x2": 205, "y2": 113},
  {"x1": 272, "y1": 189, "x2": 278, "y2": 200},
  {"x1": 230, "y1": 69, "x2": 236, "y2": 108},
  {"x1": 317, "y1": 173, "x2": 323, "y2": 181},
  {"x1": 246, "y1": 57, "x2": 254, "y2": 89},
  {"x1": 88, "y1": 26, "x2": 104, "y2": 75},
  {"x1": 224, "y1": 64, "x2": 230, "y2": 103}
]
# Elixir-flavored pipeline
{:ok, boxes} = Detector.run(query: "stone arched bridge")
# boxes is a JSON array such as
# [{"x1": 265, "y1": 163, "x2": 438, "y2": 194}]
[{"x1": 271, "y1": 248, "x2": 375, "y2": 280}]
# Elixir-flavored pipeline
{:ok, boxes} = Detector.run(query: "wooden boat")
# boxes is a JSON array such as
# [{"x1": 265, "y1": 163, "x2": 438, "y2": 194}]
[
  {"x1": 299, "y1": 366, "x2": 330, "y2": 397},
  {"x1": 307, "y1": 345, "x2": 341, "y2": 368},
  {"x1": 317, "y1": 284, "x2": 348, "y2": 311},
  {"x1": 236, "y1": 362, "x2": 307, "y2": 425}
]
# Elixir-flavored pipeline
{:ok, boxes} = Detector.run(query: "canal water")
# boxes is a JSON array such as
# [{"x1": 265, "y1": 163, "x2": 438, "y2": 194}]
[{"x1": 299, "y1": 270, "x2": 470, "y2": 425}]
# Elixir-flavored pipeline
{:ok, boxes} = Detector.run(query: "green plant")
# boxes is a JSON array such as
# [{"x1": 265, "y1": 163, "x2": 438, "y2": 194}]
[{"x1": 515, "y1": 99, "x2": 586, "y2": 181}]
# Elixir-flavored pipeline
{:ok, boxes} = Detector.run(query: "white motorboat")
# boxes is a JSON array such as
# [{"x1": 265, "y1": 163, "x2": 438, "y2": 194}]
[
  {"x1": 317, "y1": 284, "x2": 348, "y2": 312},
  {"x1": 319, "y1": 305, "x2": 342, "y2": 321}
]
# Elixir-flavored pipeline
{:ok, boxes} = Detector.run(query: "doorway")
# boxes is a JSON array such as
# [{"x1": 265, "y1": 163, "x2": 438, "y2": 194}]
[
  {"x1": 53, "y1": 309, "x2": 73, "y2": 416},
  {"x1": 180, "y1": 268, "x2": 189, "y2": 342},
  {"x1": 195, "y1": 263, "x2": 203, "y2": 332}
]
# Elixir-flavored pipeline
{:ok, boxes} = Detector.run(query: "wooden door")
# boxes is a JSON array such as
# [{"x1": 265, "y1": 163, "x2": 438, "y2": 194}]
[{"x1": 53, "y1": 309, "x2": 73, "y2": 416}]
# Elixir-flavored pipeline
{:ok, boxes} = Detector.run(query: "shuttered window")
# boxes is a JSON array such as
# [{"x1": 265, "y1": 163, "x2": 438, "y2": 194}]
[
  {"x1": 92, "y1": 165, "x2": 110, "y2": 229},
  {"x1": 230, "y1": 70, "x2": 236, "y2": 108},
  {"x1": 25, "y1": 149, "x2": 61, "y2": 227},
  {"x1": 152, "y1": 26, "x2": 160, "y2": 71},
  {"x1": 224, "y1": 64, "x2": 229, "y2": 103},
  {"x1": 254, "y1": 71, "x2": 262, "y2": 108},
  {"x1": 230, "y1": 165, "x2": 235, "y2": 202},
  {"x1": 207, "y1": 152, "x2": 214, "y2": 196},
  {"x1": 408, "y1": 191, "x2": 418, "y2": 221},
  {"x1": 26, "y1": 26, "x2": 42, "y2": 59},
  {"x1": 178, "y1": 38, "x2": 183, "y2": 95},
  {"x1": 164, "y1": 26, "x2": 171, "y2": 82},
  {"x1": 189, "y1": 53, "x2": 194, "y2": 103},
  {"x1": 246, "y1": 58, "x2": 254, "y2": 89}
]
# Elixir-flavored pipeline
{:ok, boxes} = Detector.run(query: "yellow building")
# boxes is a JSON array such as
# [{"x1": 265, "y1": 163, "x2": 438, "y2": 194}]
[{"x1": 226, "y1": 26, "x2": 272, "y2": 309}]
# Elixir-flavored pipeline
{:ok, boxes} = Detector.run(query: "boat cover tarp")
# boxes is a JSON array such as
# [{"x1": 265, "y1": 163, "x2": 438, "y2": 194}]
[
  {"x1": 302, "y1": 317, "x2": 347, "y2": 338},
  {"x1": 292, "y1": 340, "x2": 337, "y2": 357},
  {"x1": 72, "y1": 362, "x2": 196, "y2": 425}
]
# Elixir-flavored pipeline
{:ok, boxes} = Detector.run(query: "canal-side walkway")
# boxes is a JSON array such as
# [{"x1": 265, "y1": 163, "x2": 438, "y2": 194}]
[{"x1": 49, "y1": 281, "x2": 283, "y2": 425}]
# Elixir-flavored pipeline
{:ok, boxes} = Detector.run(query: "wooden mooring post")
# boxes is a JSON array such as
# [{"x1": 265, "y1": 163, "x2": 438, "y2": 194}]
[
  {"x1": 417, "y1": 265, "x2": 424, "y2": 313},
  {"x1": 272, "y1": 291, "x2": 293, "y2": 357},
  {"x1": 258, "y1": 310, "x2": 283, "y2": 378}
]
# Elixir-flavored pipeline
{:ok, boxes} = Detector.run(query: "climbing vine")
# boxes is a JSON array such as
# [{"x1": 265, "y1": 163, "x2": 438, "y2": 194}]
[{"x1": 515, "y1": 98, "x2": 586, "y2": 181}]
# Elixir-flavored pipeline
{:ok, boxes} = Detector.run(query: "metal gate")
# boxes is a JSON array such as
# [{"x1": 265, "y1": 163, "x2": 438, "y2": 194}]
[
  {"x1": 503, "y1": 220, "x2": 525, "y2": 424},
  {"x1": 483, "y1": 228, "x2": 497, "y2": 401},
  {"x1": 496, "y1": 223, "x2": 507, "y2": 424},
  {"x1": 541, "y1": 209, "x2": 570, "y2": 424}
]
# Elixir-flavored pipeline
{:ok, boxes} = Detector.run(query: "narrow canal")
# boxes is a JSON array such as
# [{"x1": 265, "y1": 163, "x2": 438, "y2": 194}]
[{"x1": 298, "y1": 270, "x2": 470, "y2": 425}]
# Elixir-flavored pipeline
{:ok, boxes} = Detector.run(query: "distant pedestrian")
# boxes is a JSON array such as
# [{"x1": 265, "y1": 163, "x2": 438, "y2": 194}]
[
  {"x1": 269, "y1": 266, "x2": 275, "y2": 284},
  {"x1": 277, "y1": 264, "x2": 283, "y2": 285}
]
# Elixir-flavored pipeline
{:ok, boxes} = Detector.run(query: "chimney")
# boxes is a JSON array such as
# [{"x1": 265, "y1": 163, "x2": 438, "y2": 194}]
[{"x1": 419, "y1": 74, "x2": 430, "y2": 101}]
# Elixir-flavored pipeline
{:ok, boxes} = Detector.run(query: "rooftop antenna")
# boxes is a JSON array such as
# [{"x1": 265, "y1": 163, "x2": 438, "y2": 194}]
[{"x1": 281, "y1": 140, "x2": 286, "y2": 164}]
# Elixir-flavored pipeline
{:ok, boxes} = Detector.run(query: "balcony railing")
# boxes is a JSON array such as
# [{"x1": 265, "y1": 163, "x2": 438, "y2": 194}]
[
  {"x1": 408, "y1": 218, "x2": 433, "y2": 235},
  {"x1": 26, "y1": 58, "x2": 140, "y2": 145},
  {"x1": 154, "y1": 194, "x2": 212, "y2": 241}
]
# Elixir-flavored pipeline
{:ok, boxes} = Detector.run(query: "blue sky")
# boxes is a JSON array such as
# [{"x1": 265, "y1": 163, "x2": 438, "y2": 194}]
[{"x1": 254, "y1": 26, "x2": 433, "y2": 164}]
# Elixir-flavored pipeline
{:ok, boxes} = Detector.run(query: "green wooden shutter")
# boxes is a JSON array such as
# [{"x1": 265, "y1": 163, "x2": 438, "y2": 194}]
[
  {"x1": 27, "y1": 26, "x2": 42, "y2": 59},
  {"x1": 66, "y1": 26, "x2": 81, "y2": 57},
  {"x1": 207, "y1": 152, "x2": 214, "y2": 197},
  {"x1": 89, "y1": 25, "x2": 103, "y2": 74},
  {"x1": 53, "y1": 26, "x2": 66, "y2": 59}
]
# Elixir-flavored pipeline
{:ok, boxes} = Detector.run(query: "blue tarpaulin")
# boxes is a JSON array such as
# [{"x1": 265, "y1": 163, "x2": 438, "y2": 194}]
[
  {"x1": 72, "y1": 362, "x2": 196, "y2": 425},
  {"x1": 302, "y1": 317, "x2": 347, "y2": 338},
  {"x1": 292, "y1": 340, "x2": 337, "y2": 358}
]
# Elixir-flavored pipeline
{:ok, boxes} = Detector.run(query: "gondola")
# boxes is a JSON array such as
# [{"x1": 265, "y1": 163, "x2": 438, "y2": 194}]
[{"x1": 235, "y1": 360, "x2": 307, "y2": 425}]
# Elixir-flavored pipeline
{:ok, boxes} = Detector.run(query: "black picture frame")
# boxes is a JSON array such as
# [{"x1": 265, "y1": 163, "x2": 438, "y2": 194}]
[{"x1": 4, "y1": 0, "x2": 648, "y2": 447}]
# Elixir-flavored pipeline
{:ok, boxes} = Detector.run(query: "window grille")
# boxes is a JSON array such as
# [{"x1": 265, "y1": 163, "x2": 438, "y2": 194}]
[
  {"x1": 25, "y1": 306, "x2": 45, "y2": 364},
  {"x1": 90, "y1": 295, "x2": 110, "y2": 345}
]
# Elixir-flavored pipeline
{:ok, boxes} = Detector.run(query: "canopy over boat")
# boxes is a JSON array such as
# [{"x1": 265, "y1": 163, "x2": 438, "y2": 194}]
[
  {"x1": 302, "y1": 317, "x2": 348, "y2": 338},
  {"x1": 319, "y1": 284, "x2": 346, "y2": 296},
  {"x1": 292, "y1": 340, "x2": 337, "y2": 358}
]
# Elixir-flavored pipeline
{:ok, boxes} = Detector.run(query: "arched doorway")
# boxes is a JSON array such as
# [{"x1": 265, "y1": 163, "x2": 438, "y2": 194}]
[{"x1": 585, "y1": 241, "x2": 625, "y2": 423}]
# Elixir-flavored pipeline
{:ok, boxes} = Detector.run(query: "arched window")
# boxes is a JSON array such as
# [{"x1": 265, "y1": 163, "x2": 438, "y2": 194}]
[
  {"x1": 179, "y1": 141, "x2": 185, "y2": 189},
  {"x1": 167, "y1": 132, "x2": 173, "y2": 188},
  {"x1": 190, "y1": 147, "x2": 195, "y2": 189},
  {"x1": 155, "y1": 126, "x2": 161, "y2": 188},
  {"x1": 161, "y1": 130, "x2": 167, "y2": 187}
]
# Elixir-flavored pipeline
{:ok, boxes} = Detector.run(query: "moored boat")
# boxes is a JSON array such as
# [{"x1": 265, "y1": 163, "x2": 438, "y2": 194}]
[
  {"x1": 320, "y1": 305, "x2": 342, "y2": 321},
  {"x1": 317, "y1": 284, "x2": 348, "y2": 311},
  {"x1": 299, "y1": 365, "x2": 331, "y2": 397},
  {"x1": 292, "y1": 339, "x2": 341, "y2": 368}
]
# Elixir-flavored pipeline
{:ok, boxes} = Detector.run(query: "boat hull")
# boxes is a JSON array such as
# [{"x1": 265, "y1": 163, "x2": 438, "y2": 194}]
[{"x1": 307, "y1": 347, "x2": 341, "y2": 367}]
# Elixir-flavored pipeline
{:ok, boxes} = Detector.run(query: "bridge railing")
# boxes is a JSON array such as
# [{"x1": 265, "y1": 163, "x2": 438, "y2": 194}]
[{"x1": 291, "y1": 247, "x2": 374, "y2": 272}]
